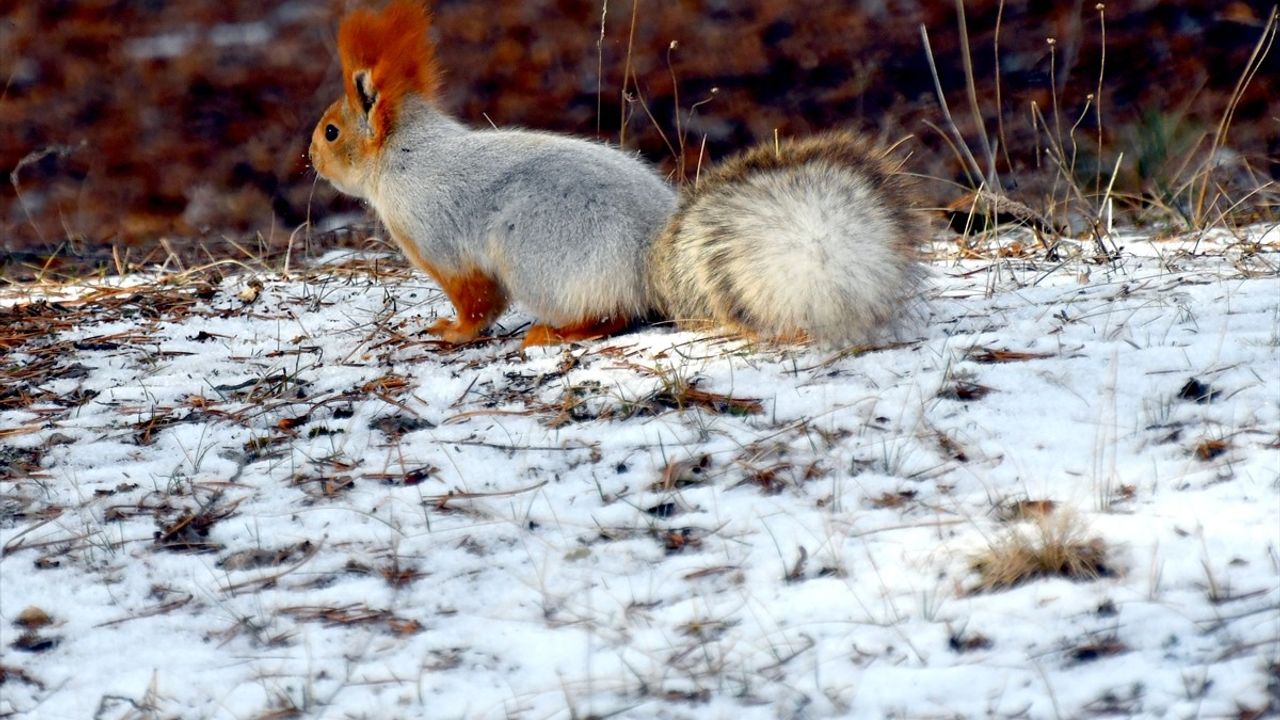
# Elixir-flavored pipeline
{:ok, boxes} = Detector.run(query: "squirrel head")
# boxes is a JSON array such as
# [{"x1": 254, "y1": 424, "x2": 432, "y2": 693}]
[{"x1": 310, "y1": 0, "x2": 441, "y2": 195}]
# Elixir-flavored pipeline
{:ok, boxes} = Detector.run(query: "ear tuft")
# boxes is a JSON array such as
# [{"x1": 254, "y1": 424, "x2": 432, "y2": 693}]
[{"x1": 337, "y1": 1, "x2": 440, "y2": 143}]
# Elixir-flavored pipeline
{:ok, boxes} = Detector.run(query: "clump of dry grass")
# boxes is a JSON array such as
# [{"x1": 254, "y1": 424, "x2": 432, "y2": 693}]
[
  {"x1": 970, "y1": 509, "x2": 1116, "y2": 593},
  {"x1": 923, "y1": 1, "x2": 1278, "y2": 245}
]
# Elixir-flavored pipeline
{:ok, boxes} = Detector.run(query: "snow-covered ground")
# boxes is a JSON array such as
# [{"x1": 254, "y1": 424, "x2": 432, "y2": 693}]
[{"x1": 2, "y1": 225, "x2": 1278, "y2": 719}]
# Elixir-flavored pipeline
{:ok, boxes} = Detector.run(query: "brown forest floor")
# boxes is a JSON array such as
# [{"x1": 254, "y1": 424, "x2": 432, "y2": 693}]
[{"x1": 2, "y1": 0, "x2": 1277, "y2": 280}]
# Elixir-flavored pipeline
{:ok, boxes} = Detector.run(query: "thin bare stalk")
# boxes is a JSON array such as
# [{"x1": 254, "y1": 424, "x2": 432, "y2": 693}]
[
  {"x1": 666, "y1": 41, "x2": 684, "y2": 181},
  {"x1": 923, "y1": 118, "x2": 980, "y2": 188},
  {"x1": 1030, "y1": 101, "x2": 1093, "y2": 224},
  {"x1": 1048, "y1": 38, "x2": 1063, "y2": 163},
  {"x1": 618, "y1": 0, "x2": 640, "y2": 147},
  {"x1": 630, "y1": 81, "x2": 678, "y2": 169},
  {"x1": 1030, "y1": 101, "x2": 1043, "y2": 170},
  {"x1": 596, "y1": 1, "x2": 608, "y2": 139},
  {"x1": 920, "y1": 24, "x2": 984, "y2": 185},
  {"x1": 1193, "y1": 5, "x2": 1277, "y2": 226},
  {"x1": 1094, "y1": 3, "x2": 1108, "y2": 199},
  {"x1": 955, "y1": 0, "x2": 997, "y2": 184},
  {"x1": 993, "y1": 0, "x2": 1012, "y2": 174},
  {"x1": 10, "y1": 143, "x2": 85, "y2": 244},
  {"x1": 694, "y1": 134, "x2": 706, "y2": 188},
  {"x1": 1211, "y1": 180, "x2": 1277, "y2": 229},
  {"x1": 1099, "y1": 152, "x2": 1123, "y2": 244},
  {"x1": 1068, "y1": 95, "x2": 1095, "y2": 191}
]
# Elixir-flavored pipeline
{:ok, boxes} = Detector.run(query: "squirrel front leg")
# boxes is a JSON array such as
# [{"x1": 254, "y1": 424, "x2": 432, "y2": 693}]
[
  {"x1": 386, "y1": 227, "x2": 507, "y2": 343},
  {"x1": 426, "y1": 268, "x2": 508, "y2": 343}
]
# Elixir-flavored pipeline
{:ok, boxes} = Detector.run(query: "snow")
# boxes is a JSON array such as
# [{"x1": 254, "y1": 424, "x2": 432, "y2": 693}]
[{"x1": 2, "y1": 226, "x2": 1278, "y2": 719}]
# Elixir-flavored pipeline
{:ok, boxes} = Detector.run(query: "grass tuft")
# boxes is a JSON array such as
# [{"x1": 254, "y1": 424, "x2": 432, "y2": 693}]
[{"x1": 970, "y1": 510, "x2": 1116, "y2": 593}]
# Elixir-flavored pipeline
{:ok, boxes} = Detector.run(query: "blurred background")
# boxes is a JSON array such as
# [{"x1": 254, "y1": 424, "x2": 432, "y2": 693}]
[{"x1": 2, "y1": 0, "x2": 1276, "y2": 279}]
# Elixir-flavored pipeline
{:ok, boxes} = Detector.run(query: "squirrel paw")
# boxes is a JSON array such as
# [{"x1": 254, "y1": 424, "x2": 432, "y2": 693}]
[
  {"x1": 427, "y1": 317, "x2": 486, "y2": 344},
  {"x1": 760, "y1": 328, "x2": 811, "y2": 345},
  {"x1": 421, "y1": 268, "x2": 507, "y2": 345},
  {"x1": 718, "y1": 321, "x2": 811, "y2": 346},
  {"x1": 521, "y1": 316, "x2": 632, "y2": 348}
]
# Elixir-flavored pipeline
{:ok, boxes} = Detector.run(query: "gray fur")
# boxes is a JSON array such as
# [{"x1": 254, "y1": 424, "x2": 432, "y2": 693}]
[
  {"x1": 321, "y1": 95, "x2": 922, "y2": 346},
  {"x1": 366, "y1": 100, "x2": 677, "y2": 326}
]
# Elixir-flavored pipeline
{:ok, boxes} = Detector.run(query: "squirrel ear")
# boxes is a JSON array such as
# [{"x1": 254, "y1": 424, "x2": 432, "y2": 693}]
[{"x1": 353, "y1": 70, "x2": 379, "y2": 115}]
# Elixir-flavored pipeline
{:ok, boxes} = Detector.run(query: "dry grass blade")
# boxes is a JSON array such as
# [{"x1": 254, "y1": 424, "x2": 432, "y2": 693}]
[
  {"x1": 0, "y1": 663, "x2": 46, "y2": 690},
  {"x1": 676, "y1": 385, "x2": 764, "y2": 416},
  {"x1": 967, "y1": 347, "x2": 1054, "y2": 363},
  {"x1": 998, "y1": 498, "x2": 1058, "y2": 522},
  {"x1": 0, "y1": 510, "x2": 66, "y2": 556},
  {"x1": 0, "y1": 423, "x2": 45, "y2": 439},
  {"x1": 652, "y1": 454, "x2": 711, "y2": 492},
  {"x1": 943, "y1": 188, "x2": 1059, "y2": 237},
  {"x1": 1193, "y1": 6, "x2": 1278, "y2": 227},
  {"x1": 154, "y1": 498, "x2": 243, "y2": 554},
  {"x1": 610, "y1": 363, "x2": 763, "y2": 417},
  {"x1": 219, "y1": 542, "x2": 315, "y2": 572},
  {"x1": 360, "y1": 374, "x2": 411, "y2": 395},
  {"x1": 1194, "y1": 438, "x2": 1229, "y2": 461},
  {"x1": 279, "y1": 604, "x2": 422, "y2": 635},
  {"x1": 920, "y1": 23, "x2": 984, "y2": 185},
  {"x1": 954, "y1": 0, "x2": 997, "y2": 182},
  {"x1": 221, "y1": 541, "x2": 323, "y2": 595},
  {"x1": 417, "y1": 480, "x2": 550, "y2": 508},
  {"x1": 94, "y1": 591, "x2": 194, "y2": 629},
  {"x1": 938, "y1": 380, "x2": 994, "y2": 401},
  {"x1": 9, "y1": 142, "x2": 86, "y2": 244}
]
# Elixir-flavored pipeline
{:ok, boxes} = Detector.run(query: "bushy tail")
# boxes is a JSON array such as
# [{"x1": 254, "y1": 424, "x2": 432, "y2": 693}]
[{"x1": 647, "y1": 131, "x2": 925, "y2": 346}]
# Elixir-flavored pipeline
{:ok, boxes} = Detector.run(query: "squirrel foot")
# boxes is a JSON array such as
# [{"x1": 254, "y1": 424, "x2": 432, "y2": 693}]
[
  {"x1": 421, "y1": 268, "x2": 508, "y2": 345},
  {"x1": 426, "y1": 317, "x2": 488, "y2": 344},
  {"x1": 521, "y1": 315, "x2": 632, "y2": 348},
  {"x1": 722, "y1": 322, "x2": 810, "y2": 345},
  {"x1": 767, "y1": 328, "x2": 811, "y2": 344}
]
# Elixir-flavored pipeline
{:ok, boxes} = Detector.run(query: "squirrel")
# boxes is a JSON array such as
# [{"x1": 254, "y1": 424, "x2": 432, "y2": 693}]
[{"x1": 309, "y1": 1, "x2": 925, "y2": 349}]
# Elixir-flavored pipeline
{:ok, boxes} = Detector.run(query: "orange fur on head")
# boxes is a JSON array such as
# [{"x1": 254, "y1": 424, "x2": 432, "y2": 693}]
[{"x1": 337, "y1": 0, "x2": 440, "y2": 143}]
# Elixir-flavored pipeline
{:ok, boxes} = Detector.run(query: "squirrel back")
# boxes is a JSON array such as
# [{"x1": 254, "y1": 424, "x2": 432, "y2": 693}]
[{"x1": 649, "y1": 131, "x2": 924, "y2": 346}]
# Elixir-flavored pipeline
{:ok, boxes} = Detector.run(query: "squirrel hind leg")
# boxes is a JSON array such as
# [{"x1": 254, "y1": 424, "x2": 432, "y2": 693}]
[
  {"x1": 521, "y1": 315, "x2": 633, "y2": 348},
  {"x1": 718, "y1": 321, "x2": 810, "y2": 346},
  {"x1": 426, "y1": 268, "x2": 509, "y2": 344},
  {"x1": 761, "y1": 328, "x2": 810, "y2": 345}
]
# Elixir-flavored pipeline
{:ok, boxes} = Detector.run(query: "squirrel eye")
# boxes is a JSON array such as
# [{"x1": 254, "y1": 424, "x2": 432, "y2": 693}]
[{"x1": 324, "y1": 124, "x2": 340, "y2": 142}]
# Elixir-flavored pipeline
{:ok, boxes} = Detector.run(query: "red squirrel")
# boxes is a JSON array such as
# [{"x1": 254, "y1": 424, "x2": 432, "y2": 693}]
[{"x1": 310, "y1": 2, "x2": 924, "y2": 348}]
